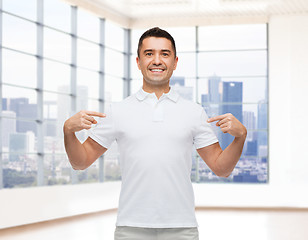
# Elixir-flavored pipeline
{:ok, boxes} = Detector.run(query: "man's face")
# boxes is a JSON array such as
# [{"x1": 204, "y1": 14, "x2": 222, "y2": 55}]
[{"x1": 136, "y1": 37, "x2": 178, "y2": 87}]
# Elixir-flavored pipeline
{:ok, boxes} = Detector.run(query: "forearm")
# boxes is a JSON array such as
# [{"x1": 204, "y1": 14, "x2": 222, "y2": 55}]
[
  {"x1": 215, "y1": 135, "x2": 246, "y2": 177},
  {"x1": 63, "y1": 129, "x2": 88, "y2": 170}
]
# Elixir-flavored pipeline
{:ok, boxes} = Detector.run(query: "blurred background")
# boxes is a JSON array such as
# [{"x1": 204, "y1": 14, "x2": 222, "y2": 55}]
[{"x1": 0, "y1": 0, "x2": 307, "y2": 239}]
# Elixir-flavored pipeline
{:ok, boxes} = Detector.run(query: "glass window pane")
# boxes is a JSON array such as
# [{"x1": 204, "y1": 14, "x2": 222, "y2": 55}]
[
  {"x1": 77, "y1": 69, "x2": 99, "y2": 99},
  {"x1": 76, "y1": 163, "x2": 99, "y2": 183},
  {"x1": 44, "y1": 0, "x2": 71, "y2": 32},
  {"x1": 165, "y1": 27, "x2": 196, "y2": 52},
  {"x1": 224, "y1": 77, "x2": 268, "y2": 103},
  {"x1": 1, "y1": 117, "x2": 37, "y2": 152},
  {"x1": 2, "y1": 113, "x2": 16, "y2": 152},
  {"x1": 232, "y1": 155, "x2": 268, "y2": 183},
  {"x1": 198, "y1": 77, "x2": 267, "y2": 103},
  {"x1": 199, "y1": 24, "x2": 267, "y2": 51},
  {"x1": 43, "y1": 122, "x2": 58, "y2": 147},
  {"x1": 44, "y1": 92, "x2": 71, "y2": 138},
  {"x1": 105, "y1": 76, "x2": 123, "y2": 102},
  {"x1": 174, "y1": 52, "x2": 196, "y2": 79},
  {"x1": 3, "y1": 0, "x2": 36, "y2": 21},
  {"x1": 77, "y1": 8, "x2": 100, "y2": 42},
  {"x1": 2, "y1": 85, "x2": 37, "y2": 118},
  {"x1": 131, "y1": 28, "x2": 147, "y2": 55},
  {"x1": 44, "y1": 154, "x2": 71, "y2": 185},
  {"x1": 2, "y1": 153, "x2": 38, "y2": 188},
  {"x1": 77, "y1": 39, "x2": 100, "y2": 71},
  {"x1": 3, "y1": 49, "x2": 37, "y2": 88},
  {"x1": 256, "y1": 103, "x2": 268, "y2": 130},
  {"x1": 76, "y1": 87, "x2": 90, "y2": 110},
  {"x1": 179, "y1": 78, "x2": 197, "y2": 102},
  {"x1": 169, "y1": 77, "x2": 195, "y2": 101},
  {"x1": 44, "y1": 28, "x2": 71, "y2": 63},
  {"x1": 130, "y1": 54, "x2": 142, "y2": 80},
  {"x1": 196, "y1": 154, "x2": 267, "y2": 183},
  {"x1": 242, "y1": 130, "x2": 268, "y2": 157},
  {"x1": 43, "y1": 123, "x2": 66, "y2": 154},
  {"x1": 87, "y1": 99, "x2": 100, "y2": 112},
  {"x1": 44, "y1": 60, "x2": 71, "y2": 93},
  {"x1": 198, "y1": 50, "x2": 267, "y2": 77},
  {"x1": 105, "y1": 20, "x2": 124, "y2": 51},
  {"x1": 243, "y1": 130, "x2": 262, "y2": 154},
  {"x1": 8, "y1": 119, "x2": 37, "y2": 147},
  {"x1": 105, "y1": 49, "x2": 124, "y2": 78},
  {"x1": 3, "y1": 13, "x2": 36, "y2": 54}
]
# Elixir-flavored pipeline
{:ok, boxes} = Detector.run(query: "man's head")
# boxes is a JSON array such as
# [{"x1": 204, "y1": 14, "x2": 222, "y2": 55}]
[
  {"x1": 137, "y1": 27, "x2": 178, "y2": 88},
  {"x1": 137, "y1": 27, "x2": 177, "y2": 58}
]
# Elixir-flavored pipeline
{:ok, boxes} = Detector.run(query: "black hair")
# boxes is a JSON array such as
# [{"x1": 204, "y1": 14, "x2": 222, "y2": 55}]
[{"x1": 137, "y1": 27, "x2": 176, "y2": 58}]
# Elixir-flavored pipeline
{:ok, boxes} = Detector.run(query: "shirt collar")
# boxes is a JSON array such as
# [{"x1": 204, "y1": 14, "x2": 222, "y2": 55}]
[{"x1": 136, "y1": 87, "x2": 180, "y2": 103}]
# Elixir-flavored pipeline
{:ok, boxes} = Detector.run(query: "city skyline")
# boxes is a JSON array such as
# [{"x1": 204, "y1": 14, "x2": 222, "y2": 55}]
[{"x1": 2, "y1": 73, "x2": 268, "y2": 186}]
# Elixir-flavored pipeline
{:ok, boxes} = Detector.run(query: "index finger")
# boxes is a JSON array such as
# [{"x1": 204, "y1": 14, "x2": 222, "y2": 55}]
[
  {"x1": 207, "y1": 114, "x2": 229, "y2": 123},
  {"x1": 84, "y1": 110, "x2": 106, "y2": 118}
]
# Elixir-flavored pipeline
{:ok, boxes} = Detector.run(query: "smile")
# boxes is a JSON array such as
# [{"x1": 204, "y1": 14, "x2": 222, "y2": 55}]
[{"x1": 150, "y1": 69, "x2": 164, "y2": 72}]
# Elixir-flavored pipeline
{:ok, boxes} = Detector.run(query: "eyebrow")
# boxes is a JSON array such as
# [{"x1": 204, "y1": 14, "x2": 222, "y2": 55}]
[{"x1": 143, "y1": 49, "x2": 172, "y2": 54}]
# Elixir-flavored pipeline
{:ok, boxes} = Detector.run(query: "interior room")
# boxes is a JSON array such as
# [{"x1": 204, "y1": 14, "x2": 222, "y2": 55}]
[{"x1": 0, "y1": 0, "x2": 308, "y2": 239}]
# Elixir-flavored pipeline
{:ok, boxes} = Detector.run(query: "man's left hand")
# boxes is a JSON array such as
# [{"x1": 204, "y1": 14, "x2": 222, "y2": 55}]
[{"x1": 207, "y1": 113, "x2": 247, "y2": 138}]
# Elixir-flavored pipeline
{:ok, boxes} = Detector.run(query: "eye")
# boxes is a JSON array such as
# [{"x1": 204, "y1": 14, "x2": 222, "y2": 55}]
[
  {"x1": 162, "y1": 53, "x2": 169, "y2": 57},
  {"x1": 145, "y1": 52, "x2": 153, "y2": 56}
]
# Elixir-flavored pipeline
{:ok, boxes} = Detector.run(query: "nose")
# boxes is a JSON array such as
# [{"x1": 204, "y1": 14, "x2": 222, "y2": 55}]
[{"x1": 152, "y1": 53, "x2": 162, "y2": 65}]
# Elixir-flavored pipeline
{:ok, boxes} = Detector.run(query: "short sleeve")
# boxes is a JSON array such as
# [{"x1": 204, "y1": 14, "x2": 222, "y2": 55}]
[
  {"x1": 193, "y1": 108, "x2": 218, "y2": 149},
  {"x1": 88, "y1": 103, "x2": 116, "y2": 149}
]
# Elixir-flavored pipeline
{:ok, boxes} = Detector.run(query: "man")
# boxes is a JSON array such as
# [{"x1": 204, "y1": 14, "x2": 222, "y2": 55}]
[{"x1": 63, "y1": 27, "x2": 247, "y2": 240}]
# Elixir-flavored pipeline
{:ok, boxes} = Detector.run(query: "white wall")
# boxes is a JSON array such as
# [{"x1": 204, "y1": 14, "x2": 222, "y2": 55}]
[
  {"x1": 0, "y1": 182, "x2": 120, "y2": 229},
  {"x1": 269, "y1": 15, "x2": 308, "y2": 187},
  {"x1": 1, "y1": 15, "x2": 308, "y2": 229}
]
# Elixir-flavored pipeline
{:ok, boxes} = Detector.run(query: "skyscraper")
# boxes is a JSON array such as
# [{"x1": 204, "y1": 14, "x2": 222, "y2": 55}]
[
  {"x1": 170, "y1": 76, "x2": 193, "y2": 101},
  {"x1": 243, "y1": 111, "x2": 256, "y2": 155},
  {"x1": 257, "y1": 100, "x2": 268, "y2": 156},
  {"x1": 208, "y1": 75, "x2": 221, "y2": 103},
  {"x1": 2, "y1": 111, "x2": 16, "y2": 149},
  {"x1": 2, "y1": 98, "x2": 7, "y2": 111},
  {"x1": 202, "y1": 75, "x2": 222, "y2": 118},
  {"x1": 170, "y1": 76, "x2": 185, "y2": 86},
  {"x1": 243, "y1": 111, "x2": 256, "y2": 141},
  {"x1": 6, "y1": 98, "x2": 37, "y2": 135},
  {"x1": 221, "y1": 81, "x2": 243, "y2": 150},
  {"x1": 57, "y1": 85, "x2": 89, "y2": 140}
]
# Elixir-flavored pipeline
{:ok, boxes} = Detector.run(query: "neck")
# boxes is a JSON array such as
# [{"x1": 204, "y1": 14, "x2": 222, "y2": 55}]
[{"x1": 142, "y1": 81, "x2": 170, "y2": 99}]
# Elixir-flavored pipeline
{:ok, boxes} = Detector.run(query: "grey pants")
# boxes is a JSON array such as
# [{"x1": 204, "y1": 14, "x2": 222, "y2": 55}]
[{"x1": 114, "y1": 226, "x2": 199, "y2": 240}]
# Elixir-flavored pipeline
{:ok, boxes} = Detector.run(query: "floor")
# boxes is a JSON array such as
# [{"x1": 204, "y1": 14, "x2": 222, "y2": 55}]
[{"x1": 1, "y1": 208, "x2": 308, "y2": 240}]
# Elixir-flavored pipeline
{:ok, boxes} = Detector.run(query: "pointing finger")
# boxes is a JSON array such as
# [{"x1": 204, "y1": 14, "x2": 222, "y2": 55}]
[
  {"x1": 207, "y1": 114, "x2": 229, "y2": 123},
  {"x1": 84, "y1": 111, "x2": 106, "y2": 118}
]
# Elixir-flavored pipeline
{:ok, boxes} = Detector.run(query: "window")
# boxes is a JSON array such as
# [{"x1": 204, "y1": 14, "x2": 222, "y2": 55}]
[
  {"x1": 0, "y1": 2, "x2": 268, "y2": 188},
  {"x1": 0, "y1": 1, "x2": 126, "y2": 188},
  {"x1": 197, "y1": 24, "x2": 268, "y2": 183}
]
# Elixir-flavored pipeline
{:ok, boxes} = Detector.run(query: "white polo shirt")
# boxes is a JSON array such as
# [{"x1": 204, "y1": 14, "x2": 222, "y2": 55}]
[{"x1": 89, "y1": 87, "x2": 218, "y2": 228}]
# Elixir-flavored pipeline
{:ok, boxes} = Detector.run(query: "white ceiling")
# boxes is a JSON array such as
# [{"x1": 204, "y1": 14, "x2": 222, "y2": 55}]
[{"x1": 63, "y1": 0, "x2": 308, "y2": 28}]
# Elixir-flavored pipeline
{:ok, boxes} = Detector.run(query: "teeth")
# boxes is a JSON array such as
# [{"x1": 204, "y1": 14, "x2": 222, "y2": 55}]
[{"x1": 151, "y1": 69, "x2": 163, "y2": 72}]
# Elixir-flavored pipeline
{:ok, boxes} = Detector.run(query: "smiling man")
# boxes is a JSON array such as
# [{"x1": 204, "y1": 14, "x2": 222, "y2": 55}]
[{"x1": 63, "y1": 27, "x2": 247, "y2": 240}]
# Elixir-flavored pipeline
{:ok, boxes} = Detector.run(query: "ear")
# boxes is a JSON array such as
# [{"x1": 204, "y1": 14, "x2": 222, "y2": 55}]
[
  {"x1": 173, "y1": 56, "x2": 178, "y2": 70},
  {"x1": 136, "y1": 56, "x2": 141, "y2": 70}
]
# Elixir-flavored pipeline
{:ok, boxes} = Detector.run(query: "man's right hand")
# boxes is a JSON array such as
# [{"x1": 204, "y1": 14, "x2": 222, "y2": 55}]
[{"x1": 63, "y1": 110, "x2": 106, "y2": 134}]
